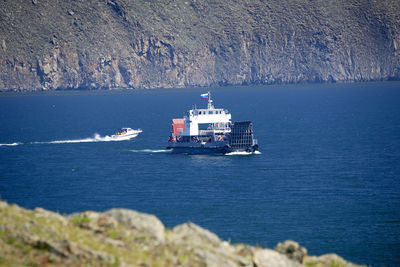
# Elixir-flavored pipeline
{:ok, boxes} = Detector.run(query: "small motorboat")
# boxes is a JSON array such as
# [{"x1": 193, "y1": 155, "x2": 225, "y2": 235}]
[{"x1": 111, "y1": 128, "x2": 142, "y2": 140}]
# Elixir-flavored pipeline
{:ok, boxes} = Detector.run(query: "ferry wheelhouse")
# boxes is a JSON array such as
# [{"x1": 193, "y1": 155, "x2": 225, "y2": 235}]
[{"x1": 166, "y1": 92, "x2": 258, "y2": 154}]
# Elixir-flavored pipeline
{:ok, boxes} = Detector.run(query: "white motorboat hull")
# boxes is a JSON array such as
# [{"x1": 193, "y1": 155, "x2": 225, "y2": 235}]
[{"x1": 111, "y1": 129, "x2": 142, "y2": 140}]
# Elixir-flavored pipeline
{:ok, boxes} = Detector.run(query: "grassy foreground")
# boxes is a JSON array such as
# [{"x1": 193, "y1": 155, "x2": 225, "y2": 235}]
[{"x1": 0, "y1": 201, "x2": 362, "y2": 266}]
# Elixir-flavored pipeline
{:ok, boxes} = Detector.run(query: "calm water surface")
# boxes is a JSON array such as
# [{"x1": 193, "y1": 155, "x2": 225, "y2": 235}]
[{"x1": 1, "y1": 82, "x2": 399, "y2": 266}]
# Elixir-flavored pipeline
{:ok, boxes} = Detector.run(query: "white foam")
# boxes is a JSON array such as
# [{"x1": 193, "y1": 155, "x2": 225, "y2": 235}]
[
  {"x1": 0, "y1": 142, "x2": 21, "y2": 147},
  {"x1": 130, "y1": 149, "x2": 171, "y2": 153},
  {"x1": 225, "y1": 151, "x2": 252, "y2": 156},
  {"x1": 47, "y1": 136, "x2": 100, "y2": 144},
  {"x1": 35, "y1": 133, "x2": 137, "y2": 145},
  {"x1": 225, "y1": 150, "x2": 261, "y2": 156},
  {"x1": 1, "y1": 131, "x2": 141, "y2": 147}
]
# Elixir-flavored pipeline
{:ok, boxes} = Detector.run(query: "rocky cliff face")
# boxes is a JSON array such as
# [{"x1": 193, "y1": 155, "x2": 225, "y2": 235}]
[
  {"x1": 0, "y1": 200, "x2": 363, "y2": 266},
  {"x1": 0, "y1": 0, "x2": 399, "y2": 91}
]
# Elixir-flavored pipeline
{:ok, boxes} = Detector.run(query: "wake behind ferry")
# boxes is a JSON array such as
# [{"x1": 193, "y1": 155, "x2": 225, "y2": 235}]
[{"x1": 166, "y1": 92, "x2": 258, "y2": 154}]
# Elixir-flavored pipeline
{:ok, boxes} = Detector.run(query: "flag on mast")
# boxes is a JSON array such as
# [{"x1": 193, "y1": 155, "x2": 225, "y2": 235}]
[{"x1": 200, "y1": 93, "x2": 209, "y2": 99}]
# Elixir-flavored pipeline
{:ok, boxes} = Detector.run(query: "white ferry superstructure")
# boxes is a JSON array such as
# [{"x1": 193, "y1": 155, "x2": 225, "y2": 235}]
[{"x1": 166, "y1": 92, "x2": 258, "y2": 154}]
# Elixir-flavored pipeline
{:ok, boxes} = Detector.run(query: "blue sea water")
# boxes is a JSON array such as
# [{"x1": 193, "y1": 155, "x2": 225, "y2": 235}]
[{"x1": 0, "y1": 82, "x2": 399, "y2": 266}]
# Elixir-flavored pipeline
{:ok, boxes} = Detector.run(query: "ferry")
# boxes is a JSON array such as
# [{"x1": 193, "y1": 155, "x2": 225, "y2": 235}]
[
  {"x1": 166, "y1": 92, "x2": 258, "y2": 154},
  {"x1": 111, "y1": 128, "x2": 142, "y2": 140}
]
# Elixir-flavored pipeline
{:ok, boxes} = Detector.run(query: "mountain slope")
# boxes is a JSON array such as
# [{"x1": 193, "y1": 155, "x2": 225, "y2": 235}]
[{"x1": 0, "y1": 0, "x2": 399, "y2": 91}]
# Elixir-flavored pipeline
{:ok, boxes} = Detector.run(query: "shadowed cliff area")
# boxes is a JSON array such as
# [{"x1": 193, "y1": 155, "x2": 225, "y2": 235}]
[
  {"x1": 0, "y1": 0, "x2": 399, "y2": 91},
  {"x1": 0, "y1": 201, "x2": 363, "y2": 266}
]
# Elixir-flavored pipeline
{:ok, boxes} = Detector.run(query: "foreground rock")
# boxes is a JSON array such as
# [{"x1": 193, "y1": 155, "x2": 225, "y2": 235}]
[
  {"x1": 0, "y1": 200, "x2": 364, "y2": 266},
  {"x1": 275, "y1": 240, "x2": 308, "y2": 263},
  {"x1": 254, "y1": 249, "x2": 302, "y2": 267},
  {"x1": 0, "y1": 0, "x2": 399, "y2": 91},
  {"x1": 104, "y1": 208, "x2": 165, "y2": 243}
]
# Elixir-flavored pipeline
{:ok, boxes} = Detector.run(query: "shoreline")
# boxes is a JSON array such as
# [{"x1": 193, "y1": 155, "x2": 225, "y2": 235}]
[{"x1": 0, "y1": 80, "x2": 399, "y2": 97}]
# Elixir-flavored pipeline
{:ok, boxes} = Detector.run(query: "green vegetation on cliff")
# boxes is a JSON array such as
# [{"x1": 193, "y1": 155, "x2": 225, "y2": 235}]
[
  {"x1": 0, "y1": 201, "x2": 362, "y2": 266},
  {"x1": 0, "y1": 0, "x2": 399, "y2": 91}
]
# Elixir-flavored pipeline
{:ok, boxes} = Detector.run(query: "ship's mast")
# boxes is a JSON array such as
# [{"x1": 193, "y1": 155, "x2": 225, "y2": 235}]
[{"x1": 207, "y1": 91, "x2": 214, "y2": 109}]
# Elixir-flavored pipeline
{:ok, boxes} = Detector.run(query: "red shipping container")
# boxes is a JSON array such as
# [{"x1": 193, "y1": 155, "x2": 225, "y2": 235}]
[{"x1": 171, "y1": 118, "x2": 185, "y2": 136}]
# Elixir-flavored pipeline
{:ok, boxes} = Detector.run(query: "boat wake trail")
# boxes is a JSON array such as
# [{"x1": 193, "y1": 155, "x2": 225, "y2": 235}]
[
  {"x1": 1, "y1": 131, "x2": 142, "y2": 147},
  {"x1": 130, "y1": 149, "x2": 172, "y2": 153},
  {"x1": 1, "y1": 136, "x2": 111, "y2": 146},
  {"x1": 33, "y1": 133, "x2": 133, "y2": 145},
  {"x1": 0, "y1": 142, "x2": 22, "y2": 147},
  {"x1": 225, "y1": 151, "x2": 262, "y2": 156},
  {"x1": 44, "y1": 134, "x2": 112, "y2": 144}
]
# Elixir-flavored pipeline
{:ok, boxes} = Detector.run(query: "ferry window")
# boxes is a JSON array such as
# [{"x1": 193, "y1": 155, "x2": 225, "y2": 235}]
[
  {"x1": 199, "y1": 111, "x2": 202, "y2": 114},
  {"x1": 209, "y1": 111, "x2": 213, "y2": 114},
  {"x1": 199, "y1": 123, "x2": 213, "y2": 130}
]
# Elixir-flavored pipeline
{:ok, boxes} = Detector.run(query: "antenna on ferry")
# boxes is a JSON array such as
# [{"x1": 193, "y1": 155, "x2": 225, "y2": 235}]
[{"x1": 207, "y1": 91, "x2": 214, "y2": 109}]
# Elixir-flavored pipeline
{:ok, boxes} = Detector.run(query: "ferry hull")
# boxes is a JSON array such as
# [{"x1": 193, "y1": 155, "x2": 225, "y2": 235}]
[
  {"x1": 166, "y1": 146, "x2": 227, "y2": 155},
  {"x1": 166, "y1": 142, "x2": 258, "y2": 155}
]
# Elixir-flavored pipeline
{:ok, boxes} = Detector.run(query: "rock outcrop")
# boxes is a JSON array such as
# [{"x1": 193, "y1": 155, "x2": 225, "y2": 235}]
[
  {"x1": 104, "y1": 208, "x2": 165, "y2": 243},
  {"x1": 0, "y1": 200, "x2": 363, "y2": 266},
  {"x1": 0, "y1": 0, "x2": 399, "y2": 91},
  {"x1": 275, "y1": 240, "x2": 308, "y2": 263}
]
